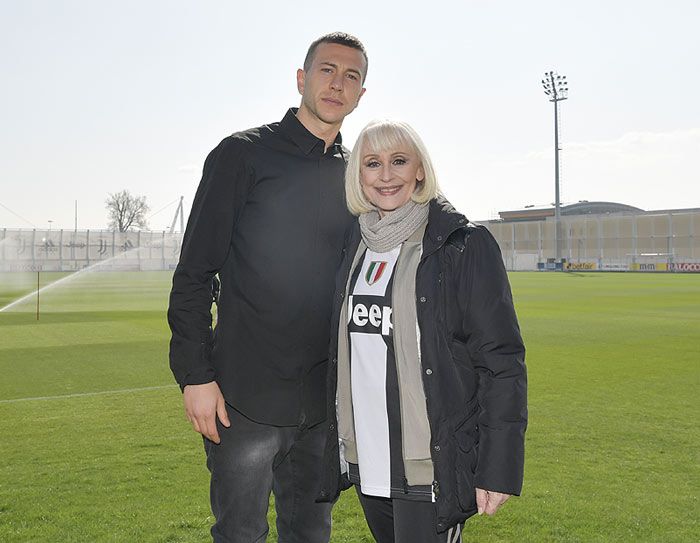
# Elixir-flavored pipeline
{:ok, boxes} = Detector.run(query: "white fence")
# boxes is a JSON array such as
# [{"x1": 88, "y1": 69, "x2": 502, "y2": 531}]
[
  {"x1": 483, "y1": 209, "x2": 700, "y2": 272},
  {"x1": 0, "y1": 229, "x2": 183, "y2": 272},
  {"x1": 3, "y1": 211, "x2": 699, "y2": 274}
]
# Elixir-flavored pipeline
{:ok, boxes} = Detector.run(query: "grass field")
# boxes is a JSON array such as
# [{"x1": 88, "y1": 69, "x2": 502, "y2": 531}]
[{"x1": 0, "y1": 270, "x2": 698, "y2": 542}]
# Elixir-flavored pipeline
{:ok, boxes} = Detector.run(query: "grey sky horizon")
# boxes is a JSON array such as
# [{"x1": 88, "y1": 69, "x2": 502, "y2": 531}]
[{"x1": 1, "y1": 0, "x2": 699, "y2": 231}]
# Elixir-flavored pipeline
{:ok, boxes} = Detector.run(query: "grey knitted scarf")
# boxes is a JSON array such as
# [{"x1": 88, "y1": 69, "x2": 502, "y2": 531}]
[{"x1": 358, "y1": 200, "x2": 430, "y2": 253}]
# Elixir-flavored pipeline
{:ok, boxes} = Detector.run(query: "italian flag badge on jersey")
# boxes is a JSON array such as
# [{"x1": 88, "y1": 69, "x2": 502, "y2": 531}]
[{"x1": 365, "y1": 261, "x2": 388, "y2": 286}]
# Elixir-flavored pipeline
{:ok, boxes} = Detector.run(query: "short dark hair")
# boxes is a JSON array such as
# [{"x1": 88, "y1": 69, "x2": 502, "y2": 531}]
[{"x1": 303, "y1": 32, "x2": 368, "y2": 82}]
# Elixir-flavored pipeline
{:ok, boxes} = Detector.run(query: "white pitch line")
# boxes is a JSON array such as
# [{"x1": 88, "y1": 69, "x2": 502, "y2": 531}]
[{"x1": 0, "y1": 384, "x2": 177, "y2": 404}]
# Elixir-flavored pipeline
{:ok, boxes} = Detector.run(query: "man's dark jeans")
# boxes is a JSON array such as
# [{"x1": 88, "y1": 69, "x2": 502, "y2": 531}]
[{"x1": 203, "y1": 404, "x2": 332, "y2": 543}]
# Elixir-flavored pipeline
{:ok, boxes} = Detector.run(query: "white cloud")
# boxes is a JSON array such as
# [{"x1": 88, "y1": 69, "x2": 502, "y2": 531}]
[
  {"x1": 560, "y1": 128, "x2": 700, "y2": 209},
  {"x1": 444, "y1": 128, "x2": 700, "y2": 220}
]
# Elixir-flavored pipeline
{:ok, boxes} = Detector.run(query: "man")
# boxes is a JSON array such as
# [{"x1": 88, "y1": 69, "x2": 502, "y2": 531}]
[{"x1": 168, "y1": 32, "x2": 367, "y2": 543}]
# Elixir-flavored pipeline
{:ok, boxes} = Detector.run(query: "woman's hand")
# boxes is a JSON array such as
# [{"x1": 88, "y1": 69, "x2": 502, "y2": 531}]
[{"x1": 475, "y1": 487, "x2": 511, "y2": 516}]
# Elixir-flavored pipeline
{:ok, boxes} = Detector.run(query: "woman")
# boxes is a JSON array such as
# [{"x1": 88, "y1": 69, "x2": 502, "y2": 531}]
[{"x1": 316, "y1": 120, "x2": 527, "y2": 543}]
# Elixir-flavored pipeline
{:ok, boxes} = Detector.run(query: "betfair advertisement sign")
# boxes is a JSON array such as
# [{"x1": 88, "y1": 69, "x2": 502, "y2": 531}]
[{"x1": 565, "y1": 262, "x2": 597, "y2": 270}]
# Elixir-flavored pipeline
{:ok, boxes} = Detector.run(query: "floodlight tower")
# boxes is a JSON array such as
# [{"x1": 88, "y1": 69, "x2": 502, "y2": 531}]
[
  {"x1": 169, "y1": 196, "x2": 185, "y2": 234},
  {"x1": 541, "y1": 71, "x2": 568, "y2": 261}
]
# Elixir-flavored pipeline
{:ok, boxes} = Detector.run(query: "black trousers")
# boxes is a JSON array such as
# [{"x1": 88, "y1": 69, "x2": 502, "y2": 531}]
[
  {"x1": 356, "y1": 487, "x2": 462, "y2": 543},
  {"x1": 203, "y1": 404, "x2": 332, "y2": 543}
]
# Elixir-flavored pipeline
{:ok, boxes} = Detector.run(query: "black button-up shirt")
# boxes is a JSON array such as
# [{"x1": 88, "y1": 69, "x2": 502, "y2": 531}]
[{"x1": 168, "y1": 108, "x2": 354, "y2": 426}]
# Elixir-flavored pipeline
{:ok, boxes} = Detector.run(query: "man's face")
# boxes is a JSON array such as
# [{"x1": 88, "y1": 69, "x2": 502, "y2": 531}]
[{"x1": 297, "y1": 43, "x2": 366, "y2": 127}]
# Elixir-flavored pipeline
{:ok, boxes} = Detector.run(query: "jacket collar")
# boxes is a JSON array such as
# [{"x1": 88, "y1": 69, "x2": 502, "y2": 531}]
[
  {"x1": 280, "y1": 107, "x2": 343, "y2": 156},
  {"x1": 422, "y1": 196, "x2": 470, "y2": 258}
]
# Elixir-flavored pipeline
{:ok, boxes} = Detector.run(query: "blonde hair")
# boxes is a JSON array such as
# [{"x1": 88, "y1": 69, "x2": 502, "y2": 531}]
[{"x1": 345, "y1": 120, "x2": 439, "y2": 216}]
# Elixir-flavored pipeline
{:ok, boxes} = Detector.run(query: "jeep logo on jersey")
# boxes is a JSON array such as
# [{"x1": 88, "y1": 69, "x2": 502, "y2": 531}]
[
  {"x1": 348, "y1": 295, "x2": 393, "y2": 336},
  {"x1": 365, "y1": 261, "x2": 388, "y2": 286}
]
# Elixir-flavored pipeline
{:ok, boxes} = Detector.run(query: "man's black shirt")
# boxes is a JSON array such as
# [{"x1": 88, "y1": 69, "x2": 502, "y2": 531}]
[{"x1": 168, "y1": 108, "x2": 354, "y2": 426}]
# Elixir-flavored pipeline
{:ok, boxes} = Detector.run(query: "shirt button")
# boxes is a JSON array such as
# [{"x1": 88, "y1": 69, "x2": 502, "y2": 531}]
[
  {"x1": 433, "y1": 445, "x2": 441, "y2": 452},
  {"x1": 419, "y1": 296, "x2": 427, "y2": 303},
  {"x1": 340, "y1": 292, "x2": 345, "y2": 299},
  {"x1": 329, "y1": 424, "x2": 335, "y2": 430},
  {"x1": 437, "y1": 235, "x2": 443, "y2": 241},
  {"x1": 425, "y1": 368, "x2": 433, "y2": 375}
]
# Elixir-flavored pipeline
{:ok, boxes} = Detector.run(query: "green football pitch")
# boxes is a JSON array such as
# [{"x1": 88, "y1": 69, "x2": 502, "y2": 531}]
[{"x1": 0, "y1": 270, "x2": 698, "y2": 542}]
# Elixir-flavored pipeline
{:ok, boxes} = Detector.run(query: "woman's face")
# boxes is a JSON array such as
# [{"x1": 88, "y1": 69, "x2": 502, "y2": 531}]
[{"x1": 359, "y1": 144, "x2": 424, "y2": 217}]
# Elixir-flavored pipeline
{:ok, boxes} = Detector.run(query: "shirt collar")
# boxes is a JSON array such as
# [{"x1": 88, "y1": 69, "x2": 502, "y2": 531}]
[{"x1": 280, "y1": 107, "x2": 343, "y2": 156}]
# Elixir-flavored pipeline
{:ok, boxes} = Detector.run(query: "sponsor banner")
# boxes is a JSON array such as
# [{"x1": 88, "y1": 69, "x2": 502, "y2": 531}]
[
  {"x1": 600, "y1": 263, "x2": 628, "y2": 271},
  {"x1": 565, "y1": 262, "x2": 597, "y2": 271},
  {"x1": 537, "y1": 262, "x2": 564, "y2": 271},
  {"x1": 669, "y1": 262, "x2": 700, "y2": 272},
  {"x1": 629, "y1": 263, "x2": 668, "y2": 272},
  {"x1": 0, "y1": 263, "x2": 69, "y2": 272}
]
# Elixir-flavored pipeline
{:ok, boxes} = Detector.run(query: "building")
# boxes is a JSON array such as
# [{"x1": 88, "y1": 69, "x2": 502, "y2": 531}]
[{"x1": 482, "y1": 201, "x2": 700, "y2": 272}]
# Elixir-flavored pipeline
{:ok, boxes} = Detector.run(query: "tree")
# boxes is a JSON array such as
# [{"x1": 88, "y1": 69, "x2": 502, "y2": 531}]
[{"x1": 105, "y1": 190, "x2": 150, "y2": 232}]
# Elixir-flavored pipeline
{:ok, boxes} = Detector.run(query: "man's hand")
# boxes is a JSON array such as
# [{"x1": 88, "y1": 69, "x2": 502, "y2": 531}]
[
  {"x1": 183, "y1": 382, "x2": 231, "y2": 444},
  {"x1": 475, "y1": 487, "x2": 511, "y2": 516}
]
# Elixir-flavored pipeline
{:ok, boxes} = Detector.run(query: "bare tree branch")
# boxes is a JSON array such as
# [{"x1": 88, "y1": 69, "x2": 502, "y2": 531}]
[{"x1": 105, "y1": 190, "x2": 150, "y2": 232}]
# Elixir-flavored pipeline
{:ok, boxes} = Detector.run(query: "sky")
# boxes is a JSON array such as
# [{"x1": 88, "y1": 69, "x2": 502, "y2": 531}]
[{"x1": 1, "y1": 0, "x2": 699, "y2": 230}]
